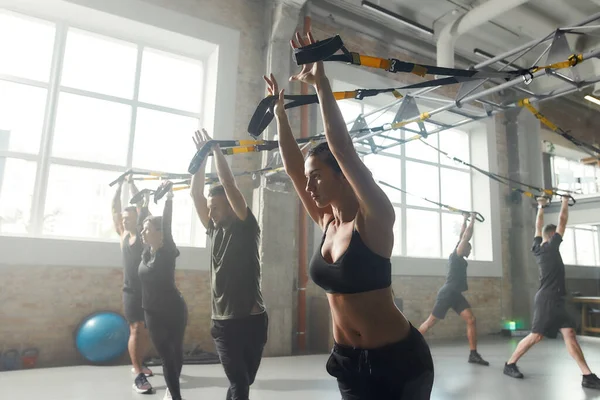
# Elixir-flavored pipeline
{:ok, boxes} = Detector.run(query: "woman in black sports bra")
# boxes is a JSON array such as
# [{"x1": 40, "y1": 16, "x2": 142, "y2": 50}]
[{"x1": 262, "y1": 31, "x2": 434, "y2": 399}]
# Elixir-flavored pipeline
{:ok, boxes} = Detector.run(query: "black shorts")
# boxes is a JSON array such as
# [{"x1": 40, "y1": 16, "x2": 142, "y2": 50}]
[
  {"x1": 531, "y1": 293, "x2": 575, "y2": 339},
  {"x1": 123, "y1": 290, "x2": 145, "y2": 323},
  {"x1": 325, "y1": 325, "x2": 434, "y2": 399},
  {"x1": 432, "y1": 286, "x2": 471, "y2": 319}
]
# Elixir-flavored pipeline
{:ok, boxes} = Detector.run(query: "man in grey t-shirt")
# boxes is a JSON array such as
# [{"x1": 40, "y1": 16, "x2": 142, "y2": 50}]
[{"x1": 190, "y1": 129, "x2": 267, "y2": 400}]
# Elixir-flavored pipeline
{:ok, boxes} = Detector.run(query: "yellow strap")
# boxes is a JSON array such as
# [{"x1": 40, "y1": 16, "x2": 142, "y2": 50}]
[
  {"x1": 173, "y1": 186, "x2": 190, "y2": 191},
  {"x1": 358, "y1": 55, "x2": 391, "y2": 71},
  {"x1": 531, "y1": 54, "x2": 583, "y2": 73},
  {"x1": 392, "y1": 90, "x2": 403, "y2": 99},
  {"x1": 518, "y1": 98, "x2": 559, "y2": 131},
  {"x1": 411, "y1": 64, "x2": 428, "y2": 77},
  {"x1": 542, "y1": 189, "x2": 554, "y2": 196},
  {"x1": 334, "y1": 91, "x2": 357, "y2": 100}
]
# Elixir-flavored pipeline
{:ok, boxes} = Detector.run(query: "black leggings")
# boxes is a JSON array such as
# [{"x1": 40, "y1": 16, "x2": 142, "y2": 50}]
[{"x1": 145, "y1": 300, "x2": 188, "y2": 400}]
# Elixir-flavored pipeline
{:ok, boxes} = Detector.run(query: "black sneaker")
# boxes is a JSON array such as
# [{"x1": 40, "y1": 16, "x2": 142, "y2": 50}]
[
  {"x1": 583, "y1": 373, "x2": 600, "y2": 389},
  {"x1": 503, "y1": 363, "x2": 524, "y2": 379},
  {"x1": 468, "y1": 351, "x2": 489, "y2": 366},
  {"x1": 133, "y1": 373, "x2": 153, "y2": 394}
]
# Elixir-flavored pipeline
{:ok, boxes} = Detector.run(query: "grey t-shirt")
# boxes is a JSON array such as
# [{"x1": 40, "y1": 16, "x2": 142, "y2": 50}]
[
  {"x1": 207, "y1": 207, "x2": 265, "y2": 320},
  {"x1": 444, "y1": 248, "x2": 468, "y2": 293}
]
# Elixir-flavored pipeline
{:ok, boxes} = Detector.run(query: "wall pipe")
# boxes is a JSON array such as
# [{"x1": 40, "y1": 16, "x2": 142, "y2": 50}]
[{"x1": 437, "y1": 0, "x2": 532, "y2": 68}]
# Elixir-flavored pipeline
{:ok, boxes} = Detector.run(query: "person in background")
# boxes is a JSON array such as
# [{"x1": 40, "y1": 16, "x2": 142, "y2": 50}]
[
  {"x1": 190, "y1": 129, "x2": 268, "y2": 400},
  {"x1": 112, "y1": 174, "x2": 153, "y2": 394}
]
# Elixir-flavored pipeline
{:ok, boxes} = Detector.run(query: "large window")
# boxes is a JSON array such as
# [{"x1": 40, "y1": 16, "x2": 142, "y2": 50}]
[
  {"x1": 551, "y1": 155, "x2": 600, "y2": 196},
  {"x1": 561, "y1": 225, "x2": 600, "y2": 267},
  {"x1": 0, "y1": 10, "x2": 207, "y2": 246},
  {"x1": 338, "y1": 100, "x2": 475, "y2": 260}
]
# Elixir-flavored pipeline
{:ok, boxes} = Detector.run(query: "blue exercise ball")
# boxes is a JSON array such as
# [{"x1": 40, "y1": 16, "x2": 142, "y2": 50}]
[{"x1": 75, "y1": 312, "x2": 129, "y2": 363}]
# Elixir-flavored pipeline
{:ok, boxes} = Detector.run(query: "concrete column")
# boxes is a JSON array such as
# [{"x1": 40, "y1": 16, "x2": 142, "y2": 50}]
[
  {"x1": 255, "y1": 0, "x2": 304, "y2": 357},
  {"x1": 502, "y1": 103, "x2": 544, "y2": 328}
]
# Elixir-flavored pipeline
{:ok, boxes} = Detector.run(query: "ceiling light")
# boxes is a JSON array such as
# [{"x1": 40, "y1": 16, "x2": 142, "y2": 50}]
[
  {"x1": 585, "y1": 95, "x2": 600, "y2": 106},
  {"x1": 361, "y1": 1, "x2": 434, "y2": 36}
]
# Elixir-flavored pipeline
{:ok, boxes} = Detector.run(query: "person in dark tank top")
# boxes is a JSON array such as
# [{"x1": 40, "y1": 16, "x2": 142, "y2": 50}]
[
  {"x1": 418, "y1": 212, "x2": 489, "y2": 366},
  {"x1": 261, "y1": 31, "x2": 434, "y2": 399},
  {"x1": 190, "y1": 129, "x2": 267, "y2": 400},
  {"x1": 111, "y1": 173, "x2": 153, "y2": 394},
  {"x1": 139, "y1": 181, "x2": 188, "y2": 400}
]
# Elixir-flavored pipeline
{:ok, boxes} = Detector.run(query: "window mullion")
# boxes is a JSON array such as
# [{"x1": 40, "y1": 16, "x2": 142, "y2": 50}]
[{"x1": 30, "y1": 22, "x2": 68, "y2": 236}]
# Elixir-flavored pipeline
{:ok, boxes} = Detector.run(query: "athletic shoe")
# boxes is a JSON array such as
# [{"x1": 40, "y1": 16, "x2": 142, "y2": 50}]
[
  {"x1": 131, "y1": 366, "x2": 154, "y2": 377},
  {"x1": 163, "y1": 388, "x2": 172, "y2": 400},
  {"x1": 468, "y1": 351, "x2": 489, "y2": 366},
  {"x1": 503, "y1": 362, "x2": 524, "y2": 379},
  {"x1": 583, "y1": 373, "x2": 600, "y2": 389},
  {"x1": 133, "y1": 373, "x2": 153, "y2": 394}
]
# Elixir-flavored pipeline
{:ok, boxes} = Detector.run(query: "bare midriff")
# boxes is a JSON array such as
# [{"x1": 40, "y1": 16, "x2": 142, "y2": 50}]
[{"x1": 327, "y1": 286, "x2": 410, "y2": 349}]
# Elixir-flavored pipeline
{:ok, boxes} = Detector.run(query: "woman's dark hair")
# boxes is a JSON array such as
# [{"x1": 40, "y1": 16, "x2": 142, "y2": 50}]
[
  {"x1": 208, "y1": 185, "x2": 226, "y2": 198},
  {"x1": 144, "y1": 215, "x2": 163, "y2": 231},
  {"x1": 306, "y1": 142, "x2": 342, "y2": 174}
]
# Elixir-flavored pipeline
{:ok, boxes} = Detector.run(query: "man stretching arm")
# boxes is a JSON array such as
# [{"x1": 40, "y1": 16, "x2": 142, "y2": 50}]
[
  {"x1": 503, "y1": 196, "x2": 600, "y2": 389},
  {"x1": 419, "y1": 212, "x2": 489, "y2": 366},
  {"x1": 190, "y1": 129, "x2": 268, "y2": 400}
]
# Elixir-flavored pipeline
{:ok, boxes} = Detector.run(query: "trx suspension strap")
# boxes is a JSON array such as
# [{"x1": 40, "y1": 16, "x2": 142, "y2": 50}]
[
  {"x1": 109, "y1": 170, "x2": 190, "y2": 187},
  {"x1": 518, "y1": 98, "x2": 600, "y2": 158},
  {"x1": 417, "y1": 138, "x2": 577, "y2": 205},
  {"x1": 188, "y1": 137, "x2": 325, "y2": 174},
  {"x1": 377, "y1": 180, "x2": 485, "y2": 222},
  {"x1": 293, "y1": 35, "x2": 531, "y2": 82}
]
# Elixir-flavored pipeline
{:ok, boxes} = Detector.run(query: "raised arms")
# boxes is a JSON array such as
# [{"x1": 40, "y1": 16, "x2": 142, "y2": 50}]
[
  {"x1": 556, "y1": 195, "x2": 569, "y2": 237},
  {"x1": 290, "y1": 32, "x2": 395, "y2": 230},
  {"x1": 160, "y1": 181, "x2": 175, "y2": 249},
  {"x1": 207, "y1": 131, "x2": 249, "y2": 221},
  {"x1": 535, "y1": 197, "x2": 547, "y2": 238},
  {"x1": 264, "y1": 74, "x2": 330, "y2": 228},
  {"x1": 456, "y1": 213, "x2": 476, "y2": 256},
  {"x1": 190, "y1": 130, "x2": 211, "y2": 229},
  {"x1": 112, "y1": 180, "x2": 124, "y2": 236}
]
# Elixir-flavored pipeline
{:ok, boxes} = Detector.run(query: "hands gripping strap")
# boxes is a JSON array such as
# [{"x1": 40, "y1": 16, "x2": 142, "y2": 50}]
[{"x1": 293, "y1": 35, "x2": 345, "y2": 65}]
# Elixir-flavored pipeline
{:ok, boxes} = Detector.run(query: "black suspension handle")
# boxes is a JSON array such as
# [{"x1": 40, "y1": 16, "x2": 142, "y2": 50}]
[
  {"x1": 562, "y1": 194, "x2": 577, "y2": 207},
  {"x1": 188, "y1": 142, "x2": 216, "y2": 174},
  {"x1": 129, "y1": 188, "x2": 154, "y2": 205},
  {"x1": 109, "y1": 169, "x2": 133, "y2": 187},
  {"x1": 473, "y1": 212, "x2": 485, "y2": 223},
  {"x1": 154, "y1": 181, "x2": 174, "y2": 203}
]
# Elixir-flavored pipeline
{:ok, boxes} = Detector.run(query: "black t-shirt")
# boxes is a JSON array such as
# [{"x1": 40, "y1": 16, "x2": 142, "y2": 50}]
[
  {"x1": 531, "y1": 233, "x2": 567, "y2": 297},
  {"x1": 444, "y1": 248, "x2": 468, "y2": 292},
  {"x1": 207, "y1": 207, "x2": 265, "y2": 320}
]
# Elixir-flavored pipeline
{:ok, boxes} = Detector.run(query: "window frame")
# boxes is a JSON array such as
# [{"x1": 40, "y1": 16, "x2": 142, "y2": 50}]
[
  {"x1": 565, "y1": 225, "x2": 600, "y2": 267},
  {"x1": 345, "y1": 99, "x2": 476, "y2": 260},
  {"x1": 0, "y1": 8, "x2": 212, "y2": 247}
]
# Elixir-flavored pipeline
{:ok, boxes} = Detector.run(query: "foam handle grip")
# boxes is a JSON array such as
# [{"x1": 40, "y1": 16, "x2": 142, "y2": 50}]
[
  {"x1": 109, "y1": 169, "x2": 133, "y2": 187},
  {"x1": 188, "y1": 142, "x2": 215, "y2": 175}
]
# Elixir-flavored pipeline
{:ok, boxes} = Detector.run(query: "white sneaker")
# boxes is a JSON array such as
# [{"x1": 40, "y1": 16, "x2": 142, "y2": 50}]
[{"x1": 163, "y1": 388, "x2": 172, "y2": 400}]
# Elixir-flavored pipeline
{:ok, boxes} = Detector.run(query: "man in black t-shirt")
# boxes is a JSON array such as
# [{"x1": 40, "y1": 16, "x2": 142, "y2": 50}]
[
  {"x1": 503, "y1": 196, "x2": 600, "y2": 390},
  {"x1": 190, "y1": 129, "x2": 267, "y2": 400},
  {"x1": 419, "y1": 212, "x2": 489, "y2": 366}
]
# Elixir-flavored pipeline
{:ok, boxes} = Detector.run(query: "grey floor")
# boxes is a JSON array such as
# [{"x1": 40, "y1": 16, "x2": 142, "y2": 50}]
[{"x1": 3, "y1": 335, "x2": 600, "y2": 400}]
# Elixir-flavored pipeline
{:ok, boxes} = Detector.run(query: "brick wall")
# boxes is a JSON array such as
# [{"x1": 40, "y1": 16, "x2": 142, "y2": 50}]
[{"x1": 0, "y1": 266, "x2": 212, "y2": 367}]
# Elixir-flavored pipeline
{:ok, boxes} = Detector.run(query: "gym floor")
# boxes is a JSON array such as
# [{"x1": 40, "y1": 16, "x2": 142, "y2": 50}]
[{"x1": 3, "y1": 335, "x2": 600, "y2": 400}]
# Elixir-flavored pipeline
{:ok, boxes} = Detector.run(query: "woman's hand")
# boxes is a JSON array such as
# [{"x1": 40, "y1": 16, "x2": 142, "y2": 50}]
[
  {"x1": 289, "y1": 31, "x2": 326, "y2": 87},
  {"x1": 263, "y1": 74, "x2": 285, "y2": 117},
  {"x1": 192, "y1": 129, "x2": 214, "y2": 151}
]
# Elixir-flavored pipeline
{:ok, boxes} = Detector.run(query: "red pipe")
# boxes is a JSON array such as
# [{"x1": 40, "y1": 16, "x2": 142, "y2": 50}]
[{"x1": 297, "y1": 14, "x2": 311, "y2": 353}]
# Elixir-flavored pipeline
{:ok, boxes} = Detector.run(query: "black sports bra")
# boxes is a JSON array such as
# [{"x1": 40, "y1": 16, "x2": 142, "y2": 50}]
[{"x1": 309, "y1": 219, "x2": 392, "y2": 294}]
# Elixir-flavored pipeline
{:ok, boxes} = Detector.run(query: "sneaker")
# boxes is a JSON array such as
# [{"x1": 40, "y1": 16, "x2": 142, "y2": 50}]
[
  {"x1": 468, "y1": 351, "x2": 490, "y2": 366},
  {"x1": 133, "y1": 373, "x2": 153, "y2": 394},
  {"x1": 131, "y1": 366, "x2": 154, "y2": 377},
  {"x1": 163, "y1": 388, "x2": 172, "y2": 400},
  {"x1": 503, "y1": 362, "x2": 524, "y2": 379},
  {"x1": 583, "y1": 373, "x2": 600, "y2": 389}
]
